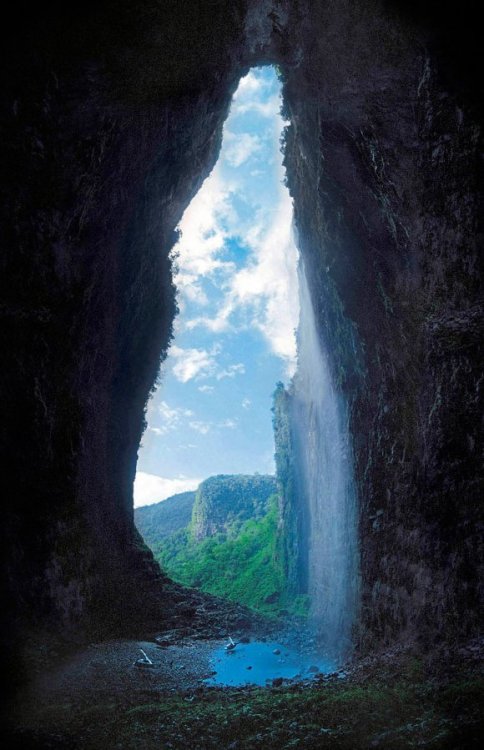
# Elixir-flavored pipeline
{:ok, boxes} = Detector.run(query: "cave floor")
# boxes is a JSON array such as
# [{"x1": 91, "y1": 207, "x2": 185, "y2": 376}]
[{"x1": 8, "y1": 633, "x2": 483, "y2": 749}]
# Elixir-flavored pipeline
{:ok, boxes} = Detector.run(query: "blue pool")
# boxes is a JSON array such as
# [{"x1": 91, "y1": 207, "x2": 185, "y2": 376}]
[{"x1": 204, "y1": 640, "x2": 336, "y2": 687}]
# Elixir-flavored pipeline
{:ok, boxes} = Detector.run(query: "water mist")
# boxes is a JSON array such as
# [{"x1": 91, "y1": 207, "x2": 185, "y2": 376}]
[{"x1": 292, "y1": 261, "x2": 359, "y2": 660}]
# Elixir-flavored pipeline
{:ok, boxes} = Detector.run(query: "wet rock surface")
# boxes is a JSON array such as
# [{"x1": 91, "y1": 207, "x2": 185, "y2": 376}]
[{"x1": 279, "y1": 3, "x2": 483, "y2": 650}]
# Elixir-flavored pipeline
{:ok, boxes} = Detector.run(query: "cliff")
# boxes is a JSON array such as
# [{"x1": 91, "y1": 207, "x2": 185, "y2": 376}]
[
  {"x1": 281, "y1": 3, "x2": 483, "y2": 649},
  {"x1": 191, "y1": 475, "x2": 277, "y2": 541},
  {"x1": 272, "y1": 383, "x2": 307, "y2": 597}
]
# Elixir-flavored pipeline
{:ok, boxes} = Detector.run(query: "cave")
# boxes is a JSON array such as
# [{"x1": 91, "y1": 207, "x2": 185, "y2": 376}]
[{"x1": 1, "y1": 0, "x2": 482, "y2": 744}]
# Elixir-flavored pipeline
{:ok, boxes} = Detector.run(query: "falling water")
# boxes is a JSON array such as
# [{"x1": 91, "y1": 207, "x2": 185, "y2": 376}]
[{"x1": 292, "y1": 262, "x2": 359, "y2": 661}]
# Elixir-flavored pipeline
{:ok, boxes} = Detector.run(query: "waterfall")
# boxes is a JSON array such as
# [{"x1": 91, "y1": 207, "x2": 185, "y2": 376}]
[{"x1": 292, "y1": 262, "x2": 359, "y2": 660}]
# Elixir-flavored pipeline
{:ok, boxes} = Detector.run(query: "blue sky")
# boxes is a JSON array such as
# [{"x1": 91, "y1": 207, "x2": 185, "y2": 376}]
[{"x1": 135, "y1": 67, "x2": 299, "y2": 506}]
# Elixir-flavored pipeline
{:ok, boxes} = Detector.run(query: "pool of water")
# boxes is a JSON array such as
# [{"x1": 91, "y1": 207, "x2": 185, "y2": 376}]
[{"x1": 204, "y1": 640, "x2": 336, "y2": 687}]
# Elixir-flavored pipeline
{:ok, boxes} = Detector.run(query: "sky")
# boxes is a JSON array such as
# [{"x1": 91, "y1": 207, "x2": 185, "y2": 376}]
[{"x1": 134, "y1": 67, "x2": 299, "y2": 507}]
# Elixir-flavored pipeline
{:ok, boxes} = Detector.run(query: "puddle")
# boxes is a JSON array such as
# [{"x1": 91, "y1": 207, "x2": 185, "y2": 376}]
[{"x1": 204, "y1": 640, "x2": 336, "y2": 687}]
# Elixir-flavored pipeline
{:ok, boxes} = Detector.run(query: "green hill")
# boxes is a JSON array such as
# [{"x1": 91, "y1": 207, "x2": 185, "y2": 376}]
[
  {"x1": 135, "y1": 473, "x2": 308, "y2": 618},
  {"x1": 134, "y1": 490, "x2": 196, "y2": 547}
]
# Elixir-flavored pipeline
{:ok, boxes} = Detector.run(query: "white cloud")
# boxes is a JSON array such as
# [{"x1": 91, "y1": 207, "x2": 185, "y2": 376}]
[
  {"x1": 167, "y1": 343, "x2": 246, "y2": 385},
  {"x1": 233, "y1": 94, "x2": 281, "y2": 119},
  {"x1": 241, "y1": 188, "x2": 299, "y2": 373},
  {"x1": 186, "y1": 311, "x2": 232, "y2": 333},
  {"x1": 198, "y1": 385, "x2": 214, "y2": 394},
  {"x1": 231, "y1": 71, "x2": 280, "y2": 119},
  {"x1": 216, "y1": 363, "x2": 245, "y2": 380},
  {"x1": 233, "y1": 70, "x2": 263, "y2": 99},
  {"x1": 189, "y1": 420, "x2": 212, "y2": 435},
  {"x1": 233, "y1": 187, "x2": 299, "y2": 374},
  {"x1": 220, "y1": 418, "x2": 238, "y2": 429},
  {"x1": 170, "y1": 344, "x2": 219, "y2": 383},
  {"x1": 134, "y1": 472, "x2": 201, "y2": 507},
  {"x1": 167, "y1": 68, "x2": 299, "y2": 381},
  {"x1": 150, "y1": 401, "x2": 194, "y2": 434},
  {"x1": 224, "y1": 132, "x2": 262, "y2": 167},
  {"x1": 173, "y1": 168, "x2": 236, "y2": 288},
  {"x1": 242, "y1": 398, "x2": 251, "y2": 409},
  {"x1": 181, "y1": 188, "x2": 299, "y2": 376},
  {"x1": 179, "y1": 278, "x2": 209, "y2": 306}
]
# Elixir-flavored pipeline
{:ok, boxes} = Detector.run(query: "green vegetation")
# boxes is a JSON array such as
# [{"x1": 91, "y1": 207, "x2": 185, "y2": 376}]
[
  {"x1": 135, "y1": 473, "x2": 307, "y2": 617},
  {"x1": 135, "y1": 386, "x2": 314, "y2": 618},
  {"x1": 22, "y1": 673, "x2": 484, "y2": 749},
  {"x1": 119, "y1": 677, "x2": 482, "y2": 750},
  {"x1": 151, "y1": 495, "x2": 308, "y2": 617},
  {"x1": 135, "y1": 491, "x2": 196, "y2": 547},
  {"x1": 191, "y1": 474, "x2": 277, "y2": 540}
]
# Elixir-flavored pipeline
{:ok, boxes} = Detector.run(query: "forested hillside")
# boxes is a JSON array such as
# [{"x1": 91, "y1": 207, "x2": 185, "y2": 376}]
[
  {"x1": 134, "y1": 473, "x2": 308, "y2": 617},
  {"x1": 191, "y1": 474, "x2": 276, "y2": 540},
  {"x1": 134, "y1": 491, "x2": 196, "y2": 547}
]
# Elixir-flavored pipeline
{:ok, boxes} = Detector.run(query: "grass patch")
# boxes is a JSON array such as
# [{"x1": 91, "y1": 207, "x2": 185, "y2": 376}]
[{"x1": 22, "y1": 676, "x2": 484, "y2": 749}]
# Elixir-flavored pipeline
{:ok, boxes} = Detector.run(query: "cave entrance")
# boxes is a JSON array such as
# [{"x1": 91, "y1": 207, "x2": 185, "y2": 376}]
[
  {"x1": 134, "y1": 65, "x2": 359, "y2": 660},
  {"x1": 134, "y1": 66, "x2": 302, "y2": 620}
]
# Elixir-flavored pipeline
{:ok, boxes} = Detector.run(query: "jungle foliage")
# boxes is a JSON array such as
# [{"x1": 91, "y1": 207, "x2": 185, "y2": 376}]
[{"x1": 151, "y1": 494, "x2": 308, "y2": 617}]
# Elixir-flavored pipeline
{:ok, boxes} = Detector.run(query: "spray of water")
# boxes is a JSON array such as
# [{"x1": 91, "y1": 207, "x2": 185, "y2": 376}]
[{"x1": 292, "y1": 261, "x2": 359, "y2": 660}]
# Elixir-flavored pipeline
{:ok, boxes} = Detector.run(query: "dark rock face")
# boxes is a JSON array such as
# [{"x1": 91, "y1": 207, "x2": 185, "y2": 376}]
[
  {"x1": 0, "y1": 0, "x2": 250, "y2": 675},
  {"x1": 0, "y1": 0, "x2": 481, "y2": 675},
  {"x1": 281, "y1": 2, "x2": 483, "y2": 649}
]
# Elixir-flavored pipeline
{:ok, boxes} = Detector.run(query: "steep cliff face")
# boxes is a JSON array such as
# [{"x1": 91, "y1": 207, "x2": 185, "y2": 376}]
[
  {"x1": 280, "y1": 1, "x2": 483, "y2": 649},
  {"x1": 0, "y1": 0, "x2": 482, "y2": 674},
  {"x1": 0, "y1": 1, "x2": 251, "y2": 667},
  {"x1": 272, "y1": 383, "x2": 307, "y2": 597},
  {"x1": 191, "y1": 475, "x2": 277, "y2": 541}
]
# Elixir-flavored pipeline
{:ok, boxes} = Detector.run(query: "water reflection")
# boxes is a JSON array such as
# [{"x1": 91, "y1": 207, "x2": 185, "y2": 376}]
[{"x1": 204, "y1": 640, "x2": 336, "y2": 687}]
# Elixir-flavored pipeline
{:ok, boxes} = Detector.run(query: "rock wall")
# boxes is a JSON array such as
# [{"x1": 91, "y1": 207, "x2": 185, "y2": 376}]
[
  {"x1": 0, "y1": 1, "x2": 251, "y2": 674},
  {"x1": 272, "y1": 382, "x2": 309, "y2": 597},
  {"x1": 0, "y1": 0, "x2": 481, "y2": 674},
  {"x1": 281, "y1": 1, "x2": 483, "y2": 649}
]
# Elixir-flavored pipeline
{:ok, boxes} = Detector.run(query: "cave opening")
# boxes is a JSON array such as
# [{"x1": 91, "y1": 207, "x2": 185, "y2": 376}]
[
  {"x1": 2, "y1": 2, "x2": 483, "y2": 742},
  {"x1": 135, "y1": 64, "x2": 301, "y2": 620},
  {"x1": 134, "y1": 65, "x2": 359, "y2": 664}
]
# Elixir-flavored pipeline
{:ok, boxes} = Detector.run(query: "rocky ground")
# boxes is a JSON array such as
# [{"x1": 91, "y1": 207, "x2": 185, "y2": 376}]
[
  {"x1": 4, "y1": 591, "x2": 483, "y2": 750},
  {"x1": 155, "y1": 580, "x2": 280, "y2": 637}
]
